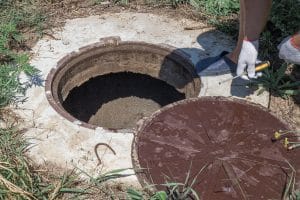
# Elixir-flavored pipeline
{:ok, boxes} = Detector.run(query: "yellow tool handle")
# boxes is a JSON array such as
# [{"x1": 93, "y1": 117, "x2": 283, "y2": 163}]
[
  {"x1": 218, "y1": 61, "x2": 270, "y2": 84},
  {"x1": 255, "y1": 61, "x2": 270, "y2": 72}
]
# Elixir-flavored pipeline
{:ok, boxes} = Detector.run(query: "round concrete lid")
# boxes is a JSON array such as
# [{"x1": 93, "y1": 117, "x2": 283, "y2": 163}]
[{"x1": 132, "y1": 97, "x2": 300, "y2": 199}]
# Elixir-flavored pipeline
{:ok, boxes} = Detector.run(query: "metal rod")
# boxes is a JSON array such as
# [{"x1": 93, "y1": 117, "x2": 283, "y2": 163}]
[{"x1": 218, "y1": 61, "x2": 270, "y2": 85}]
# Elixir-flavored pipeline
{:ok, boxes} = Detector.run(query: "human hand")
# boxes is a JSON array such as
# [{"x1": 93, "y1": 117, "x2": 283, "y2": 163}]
[
  {"x1": 278, "y1": 35, "x2": 300, "y2": 65},
  {"x1": 237, "y1": 40, "x2": 259, "y2": 78}
]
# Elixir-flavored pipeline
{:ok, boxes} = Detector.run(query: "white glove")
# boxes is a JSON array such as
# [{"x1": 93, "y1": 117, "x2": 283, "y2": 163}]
[
  {"x1": 278, "y1": 35, "x2": 300, "y2": 65},
  {"x1": 237, "y1": 40, "x2": 259, "y2": 78}
]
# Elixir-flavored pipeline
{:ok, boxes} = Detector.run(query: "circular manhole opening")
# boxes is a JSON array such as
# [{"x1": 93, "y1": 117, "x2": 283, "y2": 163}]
[
  {"x1": 133, "y1": 97, "x2": 300, "y2": 199},
  {"x1": 45, "y1": 37, "x2": 201, "y2": 130}
]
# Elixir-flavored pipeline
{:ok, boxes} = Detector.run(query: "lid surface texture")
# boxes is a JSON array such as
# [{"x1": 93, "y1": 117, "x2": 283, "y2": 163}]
[{"x1": 133, "y1": 97, "x2": 300, "y2": 199}]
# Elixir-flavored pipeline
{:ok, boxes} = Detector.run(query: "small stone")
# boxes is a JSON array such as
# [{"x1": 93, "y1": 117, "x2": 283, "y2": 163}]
[
  {"x1": 62, "y1": 39, "x2": 70, "y2": 45},
  {"x1": 100, "y1": 1, "x2": 110, "y2": 5}
]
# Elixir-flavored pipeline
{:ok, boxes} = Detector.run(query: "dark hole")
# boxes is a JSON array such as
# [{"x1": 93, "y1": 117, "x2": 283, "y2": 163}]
[{"x1": 63, "y1": 72, "x2": 185, "y2": 129}]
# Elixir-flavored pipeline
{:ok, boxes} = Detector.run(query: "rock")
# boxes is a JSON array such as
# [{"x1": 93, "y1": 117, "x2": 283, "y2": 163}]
[{"x1": 62, "y1": 38, "x2": 70, "y2": 45}]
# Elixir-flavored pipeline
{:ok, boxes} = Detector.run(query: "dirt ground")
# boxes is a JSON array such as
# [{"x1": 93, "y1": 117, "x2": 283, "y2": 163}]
[
  {"x1": 35, "y1": 162, "x2": 139, "y2": 200},
  {"x1": 269, "y1": 67, "x2": 300, "y2": 129},
  {"x1": 270, "y1": 96, "x2": 300, "y2": 128},
  {"x1": 24, "y1": 1, "x2": 206, "y2": 48},
  {"x1": 42, "y1": 0, "x2": 204, "y2": 26}
]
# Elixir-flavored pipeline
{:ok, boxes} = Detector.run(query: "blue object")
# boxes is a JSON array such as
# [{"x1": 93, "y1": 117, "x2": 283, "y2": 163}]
[{"x1": 196, "y1": 51, "x2": 237, "y2": 76}]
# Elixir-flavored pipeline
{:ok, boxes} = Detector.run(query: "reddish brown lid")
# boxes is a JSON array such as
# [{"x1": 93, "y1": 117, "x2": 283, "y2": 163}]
[{"x1": 132, "y1": 97, "x2": 300, "y2": 199}]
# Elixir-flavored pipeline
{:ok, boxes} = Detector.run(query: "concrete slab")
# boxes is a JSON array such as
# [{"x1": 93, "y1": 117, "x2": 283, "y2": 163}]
[{"x1": 17, "y1": 12, "x2": 269, "y2": 187}]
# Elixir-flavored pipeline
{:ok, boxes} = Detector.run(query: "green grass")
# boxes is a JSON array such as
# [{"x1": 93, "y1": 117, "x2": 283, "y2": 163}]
[
  {"x1": 0, "y1": 0, "x2": 45, "y2": 32},
  {"x1": 198, "y1": 0, "x2": 239, "y2": 16},
  {"x1": 0, "y1": 1, "x2": 88, "y2": 199},
  {"x1": 0, "y1": 127, "x2": 88, "y2": 200},
  {"x1": 0, "y1": 0, "x2": 44, "y2": 107},
  {"x1": 127, "y1": 163, "x2": 207, "y2": 200},
  {"x1": 0, "y1": 53, "x2": 41, "y2": 107},
  {"x1": 253, "y1": 64, "x2": 300, "y2": 99},
  {"x1": 127, "y1": 181, "x2": 201, "y2": 200},
  {"x1": 189, "y1": 0, "x2": 240, "y2": 36}
]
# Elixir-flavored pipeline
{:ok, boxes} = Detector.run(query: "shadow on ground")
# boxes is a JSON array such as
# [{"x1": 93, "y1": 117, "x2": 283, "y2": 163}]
[{"x1": 161, "y1": 30, "x2": 257, "y2": 98}]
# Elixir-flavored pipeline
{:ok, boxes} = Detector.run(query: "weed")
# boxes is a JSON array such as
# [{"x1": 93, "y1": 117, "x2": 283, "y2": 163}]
[
  {"x1": 261, "y1": 0, "x2": 300, "y2": 62},
  {"x1": 209, "y1": 17, "x2": 238, "y2": 37},
  {"x1": 113, "y1": 0, "x2": 129, "y2": 5},
  {"x1": 187, "y1": 0, "x2": 240, "y2": 36},
  {"x1": 0, "y1": 54, "x2": 41, "y2": 107},
  {"x1": 143, "y1": 0, "x2": 189, "y2": 7},
  {"x1": 199, "y1": 0, "x2": 239, "y2": 17},
  {"x1": 127, "y1": 163, "x2": 207, "y2": 200},
  {"x1": 270, "y1": 0, "x2": 300, "y2": 41},
  {"x1": 0, "y1": 1, "x2": 88, "y2": 199},
  {"x1": 93, "y1": 0, "x2": 104, "y2": 4},
  {"x1": 74, "y1": 167, "x2": 137, "y2": 199},
  {"x1": 0, "y1": 127, "x2": 88, "y2": 199},
  {"x1": 0, "y1": 1, "x2": 43, "y2": 107},
  {"x1": 0, "y1": 127, "x2": 133, "y2": 199},
  {"x1": 283, "y1": 161, "x2": 300, "y2": 200},
  {"x1": 87, "y1": 168, "x2": 134, "y2": 185},
  {"x1": 127, "y1": 181, "x2": 201, "y2": 200},
  {"x1": 0, "y1": 1, "x2": 46, "y2": 32},
  {"x1": 252, "y1": 64, "x2": 300, "y2": 99}
]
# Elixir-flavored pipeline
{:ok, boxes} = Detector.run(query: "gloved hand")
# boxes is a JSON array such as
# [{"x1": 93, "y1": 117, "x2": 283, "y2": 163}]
[
  {"x1": 278, "y1": 35, "x2": 300, "y2": 65},
  {"x1": 237, "y1": 40, "x2": 259, "y2": 78}
]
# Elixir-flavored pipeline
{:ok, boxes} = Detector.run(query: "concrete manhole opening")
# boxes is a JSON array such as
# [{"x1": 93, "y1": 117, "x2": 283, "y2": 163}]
[
  {"x1": 45, "y1": 37, "x2": 201, "y2": 130},
  {"x1": 133, "y1": 97, "x2": 300, "y2": 199}
]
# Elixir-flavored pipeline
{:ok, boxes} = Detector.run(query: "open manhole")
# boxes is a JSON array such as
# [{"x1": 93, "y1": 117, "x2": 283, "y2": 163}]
[
  {"x1": 45, "y1": 37, "x2": 200, "y2": 130},
  {"x1": 133, "y1": 97, "x2": 300, "y2": 199}
]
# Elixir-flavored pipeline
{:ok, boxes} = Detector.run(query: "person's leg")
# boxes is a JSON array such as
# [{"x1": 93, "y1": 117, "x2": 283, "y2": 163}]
[
  {"x1": 227, "y1": 0, "x2": 272, "y2": 63},
  {"x1": 196, "y1": 0, "x2": 272, "y2": 75},
  {"x1": 244, "y1": 0, "x2": 272, "y2": 40},
  {"x1": 227, "y1": 0, "x2": 245, "y2": 63}
]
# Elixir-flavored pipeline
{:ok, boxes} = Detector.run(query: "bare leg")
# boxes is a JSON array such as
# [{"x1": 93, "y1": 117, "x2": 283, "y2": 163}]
[
  {"x1": 227, "y1": 0, "x2": 245, "y2": 63},
  {"x1": 244, "y1": 0, "x2": 272, "y2": 40},
  {"x1": 227, "y1": 0, "x2": 272, "y2": 63}
]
